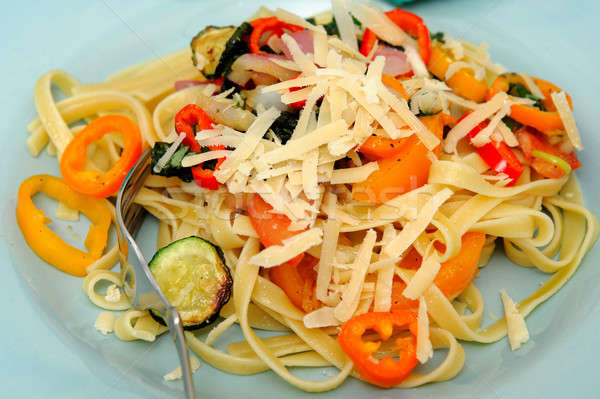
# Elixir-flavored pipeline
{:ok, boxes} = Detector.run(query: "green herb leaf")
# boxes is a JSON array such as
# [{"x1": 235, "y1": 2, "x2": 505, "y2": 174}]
[
  {"x1": 430, "y1": 31, "x2": 445, "y2": 44},
  {"x1": 151, "y1": 142, "x2": 193, "y2": 182},
  {"x1": 502, "y1": 116, "x2": 523, "y2": 132},
  {"x1": 508, "y1": 82, "x2": 544, "y2": 110}
]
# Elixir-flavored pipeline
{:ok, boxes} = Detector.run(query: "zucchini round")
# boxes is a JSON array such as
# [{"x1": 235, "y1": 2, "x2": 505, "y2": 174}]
[{"x1": 148, "y1": 236, "x2": 232, "y2": 330}]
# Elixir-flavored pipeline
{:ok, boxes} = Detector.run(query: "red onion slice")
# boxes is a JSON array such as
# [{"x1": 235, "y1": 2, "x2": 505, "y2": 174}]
[
  {"x1": 174, "y1": 80, "x2": 216, "y2": 92},
  {"x1": 375, "y1": 46, "x2": 411, "y2": 76}
]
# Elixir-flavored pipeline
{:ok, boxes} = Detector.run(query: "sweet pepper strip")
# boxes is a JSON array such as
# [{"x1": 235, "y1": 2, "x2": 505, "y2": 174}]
[
  {"x1": 174, "y1": 104, "x2": 225, "y2": 190},
  {"x1": 191, "y1": 153, "x2": 225, "y2": 190},
  {"x1": 460, "y1": 112, "x2": 524, "y2": 185},
  {"x1": 59, "y1": 114, "x2": 142, "y2": 198},
  {"x1": 249, "y1": 17, "x2": 303, "y2": 55},
  {"x1": 353, "y1": 113, "x2": 453, "y2": 204},
  {"x1": 338, "y1": 311, "x2": 419, "y2": 387},
  {"x1": 487, "y1": 73, "x2": 573, "y2": 133},
  {"x1": 360, "y1": 9, "x2": 431, "y2": 65},
  {"x1": 16, "y1": 174, "x2": 112, "y2": 277},
  {"x1": 428, "y1": 42, "x2": 488, "y2": 102}
]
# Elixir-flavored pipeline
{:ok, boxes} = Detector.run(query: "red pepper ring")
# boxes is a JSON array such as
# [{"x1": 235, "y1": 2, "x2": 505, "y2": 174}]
[
  {"x1": 338, "y1": 311, "x2": 419, "y2": 388},
  {"x1": 360, "y1": 8, "x2": 431, "y2": 67},
  {"x1": 174, "y1": 104, "x2": 213, "y2": 153},
  {"x1": 59, "y1": 114, "x2": 142, "y2": 198},
  {"x1": 249, "y1": 17, "x2": 304, "y2": 54}
]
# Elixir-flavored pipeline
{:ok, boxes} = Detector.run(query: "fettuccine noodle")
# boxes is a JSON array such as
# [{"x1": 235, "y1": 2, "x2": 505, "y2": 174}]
[{"x1": 21, "y1": 1, "x2": 598, "y2": 393}]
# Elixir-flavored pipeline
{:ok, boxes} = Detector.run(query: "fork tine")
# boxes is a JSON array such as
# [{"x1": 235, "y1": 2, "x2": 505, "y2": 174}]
[{"x1": 116, "y1": 149, "x2": 196, "y2": 399}]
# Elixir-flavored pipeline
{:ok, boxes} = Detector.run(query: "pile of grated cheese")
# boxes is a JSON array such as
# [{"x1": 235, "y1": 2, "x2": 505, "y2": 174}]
[{"x1": 174, "y1": 3, "x2": 577, "y2": 353}]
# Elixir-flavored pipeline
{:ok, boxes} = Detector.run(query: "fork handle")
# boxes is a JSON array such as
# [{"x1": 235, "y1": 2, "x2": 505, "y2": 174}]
[{"x1": 166, "y1": 307, "x2": 196, "y2": 399}]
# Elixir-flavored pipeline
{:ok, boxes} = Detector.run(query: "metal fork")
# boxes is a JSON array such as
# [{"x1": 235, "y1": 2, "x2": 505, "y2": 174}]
[{"x1": 116, "y1": 149, "x2": 196, "y2": 399}]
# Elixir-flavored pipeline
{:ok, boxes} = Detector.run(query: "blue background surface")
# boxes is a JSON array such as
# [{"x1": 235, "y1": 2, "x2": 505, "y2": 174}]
[{"x1": 2, "y1": 1, "x2": 600, "y2": 398}]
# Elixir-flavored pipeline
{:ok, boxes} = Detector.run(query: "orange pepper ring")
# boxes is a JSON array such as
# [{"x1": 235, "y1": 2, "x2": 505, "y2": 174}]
[
  {"x1": 16, "y1": 174, "x2": 112, "y2": 277},
  {"x1": 338, "y1": 311, "x2": 419, "y2": 387},
  {"x1": 60, "y1": 114, "x2": 142, "y2": 198}
]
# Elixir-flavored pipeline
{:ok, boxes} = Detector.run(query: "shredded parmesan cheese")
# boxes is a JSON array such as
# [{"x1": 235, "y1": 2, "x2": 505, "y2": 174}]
[
  {"x1": 303, "y1": 306, "x2": 341, "y2": 328},
  {"x1": 519, "y1": 73, "x2": 545, "y2": 100},
  {"x1": 416, "y1": 297, "x2": 433, "y2": 363},
  {"x1": 332, "y1": 0, "x2": 358, "y2": 52},
  {"x1": 316, "y1": 214, "x2": 341, "y2": 302},
  {"x1": 153, "y1": 132, "x2": 185, "y2": 173},
  {"x1": 405, "y1": 45, "x2": 429, "y2": 78},
  {"x1": 215, "y1": 107, "x2": 280, "y2": 182},
  {"x1": 232, "y1": 214, "x2": 259, "y2": 237},
  {"x1": 258, "y1": 120, "x2": 346, "y2": 164},
  {"x1": 181, "y1": 150, "x2": 231, "y2": 168},
  {"x1": 330, "y1": 162, "x2": 378, "y2": 184},
  {"x1": 500, "y1": 289, "x2": 530, "y2": 351},
  {"x1": 444, "y1": 92, "x2": 508, "y2": 153},
  {"x1": 551, "y1": 91, "x2": 583, "y2": 150},
  {"x1": 334, "y1": 229, "x2": 377, "y2": 322},
  {"x1": 403, "y1": 253, "x2": 442, "y2": 299},
  {"x1": 445, "y1": 61, "x2": 485, "y2": 82},
  {"x1": 347, "y1": 0, "x2": 413, "y2": 47},
  {"x1": 249, "y1": 228, "x2": 323, "y2": 267},
  {"x1": 383, "y1": 188, "x2": 453, "y2": 257},
  {"x1": 163, "y1": 354, "x2": 201, "y2": 381}
]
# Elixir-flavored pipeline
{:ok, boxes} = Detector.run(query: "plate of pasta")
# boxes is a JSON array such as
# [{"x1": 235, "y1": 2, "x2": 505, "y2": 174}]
[{"x1": 4, "y1": 0, "x2": 600, "y2": 398}]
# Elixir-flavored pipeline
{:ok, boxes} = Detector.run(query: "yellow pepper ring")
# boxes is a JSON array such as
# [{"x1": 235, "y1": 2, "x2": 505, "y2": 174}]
[{"x1": 16, "y1": 174, "x2": 112, "y2": 277}]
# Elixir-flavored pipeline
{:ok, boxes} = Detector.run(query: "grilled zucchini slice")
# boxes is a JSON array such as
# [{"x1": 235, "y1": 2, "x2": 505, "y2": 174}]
[
  {"x1": 190, "y1": 22, "x2": 252, "y2": 78},
  {"x1": 148, "y1": 236, "x2": 232, "y2": 330}
]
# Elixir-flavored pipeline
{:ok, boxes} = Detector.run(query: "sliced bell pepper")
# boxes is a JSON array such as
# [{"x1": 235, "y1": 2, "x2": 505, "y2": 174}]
[
  {"x1": 381, "y1": 73, "x2": 409, "y2": 100},
  {"x1": 174, "y1": 103, "x2": 213, "y2": 152},
  {"x1": 516, "y1": 128, "x2": 580, "y2": 179},
  {"x1": 174, "y1": 104, "x2": 226, "y2": 190},
  {"x1": 459, "y1": 112, "x2": 524, "y2": 186},
  {"x1": 59, "y1": 114, "x2": 142, "y2": 198},
  {"x1": 269, "y1": 253, "x2": 321, "y2": 313},
  {"x1": 360, "y1": 8, "x2": 431, "y2": 66},
  {"x1": 338, "y1": 310, "x2": 419, "y2": 387},
  {"x1": 391, "y1": 231, "x2": 486, "y2": 310},
  {"x1": 247, "y1": 193, "x2": 305, "y2": 267},
  {"x1": 191, "y1": 155, "x2": 225, "y2": 190},
  {"x1": 249, "y1": 17, "x2": 303, "y2": 55},
  {"x1": 487, "y1": 73, "x2": 573, "y2": 134},
  {"x1": 428, "y1": 42, "x2": 488, "y2": 102},
  {"x1": 353, "y1": 113, "x2": 453, "y2": 204},
  {"x1": 16, "y1": 174, "x2": 112, "y2": 277}
]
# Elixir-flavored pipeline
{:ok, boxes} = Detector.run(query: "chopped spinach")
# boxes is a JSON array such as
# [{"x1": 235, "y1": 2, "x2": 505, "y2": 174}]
[
  {"x1": 508, "y1": 82, "x2": 544, "y2": 110},
  {"x1": 307, "y1": 14, "x2": 361, "y2": 37},
  {"x1": 430, "y1": 31, "x2": 445, "y2": 44},
  {"x1": 322, "y1": 18, "x2": 340, "y2": 36},
  {"x1": 218, "y1": 22, "x2": 253, "y2": 77},
  {"x1": 220, "y1": 78, "x2": 239, "y2": 97},
  {"x1": 151, "y1": 142, "x2": 193, "y2": 182},
  {"x1": 502, "y1": 116, "x2": 523, "y2": 132},
  {"x1": 269, "y1": 111, "x2": 299, "y2": 144}
]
